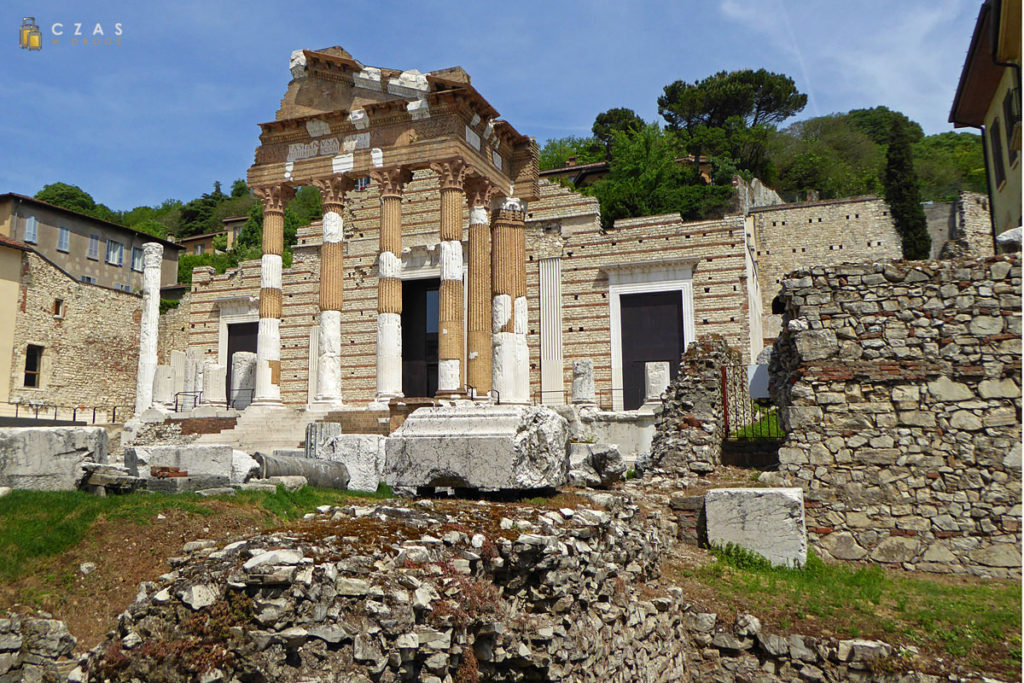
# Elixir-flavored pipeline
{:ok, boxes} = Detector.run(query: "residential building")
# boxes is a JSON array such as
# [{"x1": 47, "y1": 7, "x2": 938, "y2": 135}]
[{"x1": 0, "y1": 193, "x2": 182, "y2": 292}]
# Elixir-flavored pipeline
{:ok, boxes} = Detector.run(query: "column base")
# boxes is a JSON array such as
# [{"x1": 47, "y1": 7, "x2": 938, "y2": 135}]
[
  {"x1": 309, "y1": 398, "x2": 345, "y2": 411},
  {"x1": 249, "y1": 398, "x2": 286, "y2": 410}
]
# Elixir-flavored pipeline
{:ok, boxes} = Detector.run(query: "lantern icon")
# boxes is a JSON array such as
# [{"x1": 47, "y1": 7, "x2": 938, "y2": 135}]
[{"x1": 19, "y1": 17, "x2": 41, "y2": 50}]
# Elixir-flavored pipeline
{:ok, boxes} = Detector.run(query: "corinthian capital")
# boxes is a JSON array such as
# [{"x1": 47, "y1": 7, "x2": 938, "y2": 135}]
[
  {"x1": 253, "y1": 184, "x2": 296, "y2": 213},
  {"x1": 429, "y1": 159, "x2": 469, "y2": 191},
  {"x1": 463, "y1": 173, "x2": 500, "y2": 208},
  {"x1": 312, "y1": 175, "x2": 355, "y2": 209},
  {"x1": 370, "y1": 167, "x2": 413, "y2": 198}
]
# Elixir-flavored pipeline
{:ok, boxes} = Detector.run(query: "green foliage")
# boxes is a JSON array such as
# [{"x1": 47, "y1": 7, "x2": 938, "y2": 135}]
[
  {"x1": 177, "y1": 251, "x2": 241, "y2": 285},
  {"x1": 587, "y1": 124, "x2": 735, "y2": 229},
  {"x1": 912, "y1": 131, "x2": 986, "y2": 201},
  {"x1": 230, "y1": 179, "x2": 250, "y2": 198},
  {"x1": 592, "y1": 107, "x2": 645, "y2": 156},
  {"x1": 847, "y1": 106, "x2": 924, "y2": 146},
  {"x1": 658, "y1": 69, "x2": 807, "y2": 132},
  {"x1": 537, "y1": 135, "x2": 605, "y2": 171},
  {"x1": 233, "y1": 199, "x2": 303, "y2": 268},
  {"x1": 211, "y1": 233, "x2": 228, "y2": 252},
  {"x1": 159, "y1": 298, "x2": 180, "y2": 314},
  {"x1": 131, "y1": 218, "x2": 168, "y2": 240},
  {"x1": 884, "y1": 119, "x2": 931, "y2": 259},
  {"x1": 34, "y1": 182, "x2": 119, "y2": 225},
  {"x1": 290, "y1": 185, "x2": 324, "y2": 225}
]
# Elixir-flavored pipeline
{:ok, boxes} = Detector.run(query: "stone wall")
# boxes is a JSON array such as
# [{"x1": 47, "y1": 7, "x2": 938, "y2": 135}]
[
  {"x1": 751, "y1": 196, "x2": 903, "y2": 341},
  {"x1": 9, "y1": 251, "x2": 140, "y2": 409},
  {"x1": 768, "y1": 255, "x2": 1021, "y2": 577},
  {"x1": 0, "y1": 613, "x2": 77, "y2": 681},
  {"x1": 648, "y1": 337, "x2": 739, "y2": 481},
  {"x1": 157, "y1": 293, "x2": 190, "y2": 365}
]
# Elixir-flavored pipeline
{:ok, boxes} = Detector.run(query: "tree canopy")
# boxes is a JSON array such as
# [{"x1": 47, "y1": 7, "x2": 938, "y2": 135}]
[
  {"x1": 658, "y1": 69, "x2": 807, "y2": 132},
  {"x1": 592, "y1": 108, "x2": 645, "y2": 156},
  {"x1": 884, "y1": 119, "x2": 931, "y2": 260}
]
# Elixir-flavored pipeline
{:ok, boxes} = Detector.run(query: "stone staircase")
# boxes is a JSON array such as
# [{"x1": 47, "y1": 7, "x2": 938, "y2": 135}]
[{"x1": 195, "y1": 405, "x2": 330, "y2": 453}]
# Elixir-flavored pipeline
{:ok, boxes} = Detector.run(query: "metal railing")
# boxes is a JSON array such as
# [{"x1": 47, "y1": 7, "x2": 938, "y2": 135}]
[
  {"x1": 173, "y1": 391, "x2": 202, "y2": 413},
  {"x1": 721, "y1": 365, "x2": 784, "y2": 440},
  {"x1": 0, "y1": 400, "x2": 132, "y2": 425}
]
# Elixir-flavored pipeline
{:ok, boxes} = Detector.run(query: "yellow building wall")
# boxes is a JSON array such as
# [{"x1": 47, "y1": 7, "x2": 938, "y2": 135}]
[
  {"x1": 985, "y1": 69, "x2": 1022, "y2": 234},
  {"x1": 0, "y1": 247, "x2": 22, "y2": 403}
]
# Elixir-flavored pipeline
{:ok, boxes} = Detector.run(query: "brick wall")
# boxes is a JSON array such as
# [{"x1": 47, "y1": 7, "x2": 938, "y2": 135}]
[
  {"x1": 751, "y1": 196, "x2": 903, "y2": 341},
  {"x1": 9, "y1": 251, "x2": 140, "y2": 409},
  {"x1": 769, "y1": 255, "x2": 1021, "y2": 577},
  {"x1": 187, "y1": 176, "x2": 756, "y2": 407}
]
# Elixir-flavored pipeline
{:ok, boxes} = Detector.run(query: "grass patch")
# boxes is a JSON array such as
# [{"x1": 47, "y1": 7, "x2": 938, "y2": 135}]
[
  {"x1": 676, "y1": 547, "x2": 1021, "y2": 677},
  {"x1": 730, "y1": 407, "x2": 783, "y2": 439},
  {"x1": 0, "y1": 484, "x2": 393, "y2": 582}
]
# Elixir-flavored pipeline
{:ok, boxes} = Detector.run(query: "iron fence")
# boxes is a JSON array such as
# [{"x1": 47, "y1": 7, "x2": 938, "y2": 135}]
[
  {"x1": 721, "y1": 365, "x2": 784, "y2": 440},
  {"x1": 0, "y1": 401, "x2": 133, "y2": 425}
]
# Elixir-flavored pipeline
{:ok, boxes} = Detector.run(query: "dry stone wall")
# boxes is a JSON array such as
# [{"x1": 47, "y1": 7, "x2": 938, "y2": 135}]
[
  {"x1": 769, "y1": 255, "x2": 1021, "y2": 577},
  {"x1": 9, "y1": 251, "x2": 140, "y2": 409},
  {"x1": 156, "y1": 293, "x2": 190, "y2": 365}
]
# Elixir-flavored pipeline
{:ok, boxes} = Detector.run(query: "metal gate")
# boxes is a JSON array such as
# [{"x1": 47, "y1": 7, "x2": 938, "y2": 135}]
[{"x1": 720, "y1": 365, "x2": 784, "y2": 440}]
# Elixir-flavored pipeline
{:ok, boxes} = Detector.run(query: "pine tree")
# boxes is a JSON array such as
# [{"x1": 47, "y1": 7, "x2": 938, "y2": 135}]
[{"x1": 883, "y1": 119, "x2": 931, "y2": 260}]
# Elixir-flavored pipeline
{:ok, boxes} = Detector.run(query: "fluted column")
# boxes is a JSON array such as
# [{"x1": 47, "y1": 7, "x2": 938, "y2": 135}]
[
  {"x1": 491, "y1": 197, "x2": 529, "y2": 403},
  {"x1": 252, "y1": 184, "x2": 294, "y2": 406},
  {"x1": 371, "y1": 168, "x2": 411, "y2": 401},
  {"x1": 134, "y1": 242, "x2": 163, "y2": 414},
  {"x1": 465, "y1": 177, "x2": 496, "y2": 398},
  {"x1": 311, "y1": 175, "x2": 352, "y2": 407},
  {"x1": 431, "y1": 160, "x2": 468, "y2": 396}
]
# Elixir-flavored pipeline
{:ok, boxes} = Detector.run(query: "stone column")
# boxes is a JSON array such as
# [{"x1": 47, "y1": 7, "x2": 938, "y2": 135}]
[
  {"x1": 311, "y1": 176, "x2": 352, "y2": 408},
  {"x1": 371, "y1": 168, "x2": 410, "y2": 401},
  {"x1": 431, "y1": 160, "x2": 468, "y2": 396},
  {"x1": 133, "y1": 242, "x2": 163, "y2": 414},
  {"x1": 466, "y1": 178, "x2": 496, "y2": 398},
  {"x1": 491, "y1": 197, "x2": 529, "y2": 403},
  {"x1": 252, "y1": 184, "x2": 294, "y2": 406}
]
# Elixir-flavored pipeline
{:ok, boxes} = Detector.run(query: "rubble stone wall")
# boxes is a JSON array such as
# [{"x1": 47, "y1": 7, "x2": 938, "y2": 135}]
[
  {"x1": 770, "y1": 255, "x2": 1021, "y2": 577},
  {"x1": 156, "y1": 293, "x2": 190, "y2": 365},
  {"x1": 9, "y1": 251, "x2": 140, "y2": 409}
]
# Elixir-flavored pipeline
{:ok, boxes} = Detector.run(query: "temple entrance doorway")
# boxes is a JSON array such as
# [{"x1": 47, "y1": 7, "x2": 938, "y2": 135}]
[
  {"x1": 619, "y1": 290, "x2": 684, "y2": 410},
  {"x1": 402, "y1": 278, "x2": 440, "y2": 398},
  {"x1": 226, "y1": 321, "x2": 258, "y2": 407}
]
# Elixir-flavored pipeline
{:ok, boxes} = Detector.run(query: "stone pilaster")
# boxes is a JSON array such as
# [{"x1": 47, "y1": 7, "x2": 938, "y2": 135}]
[
  {"x1": 134, "y1": 242, "x2": 163, "y2": 414},
  {"x1": 252, "y1": 184, "x2": 294, "y2": 406},
  {"x1": 491, "y1": 197, "x2": 529, "y2": 403},
  {"x1": 370, "y1": 168, "x2": 410, "y2": 401},
  {"x1": 465, "y1": 177, "x2": 497, "y2": 398},
  {"x1": 311, "y1": 175, "x2": 352, "y2": 407},
  {"x1": 431, "y1": 160, "x2": 468, "y2": 396}
]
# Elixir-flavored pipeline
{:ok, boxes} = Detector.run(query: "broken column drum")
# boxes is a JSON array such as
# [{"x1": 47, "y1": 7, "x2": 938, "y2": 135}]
[{"x1": 134, "y1": 242, "x2": 163, "y2": 414}]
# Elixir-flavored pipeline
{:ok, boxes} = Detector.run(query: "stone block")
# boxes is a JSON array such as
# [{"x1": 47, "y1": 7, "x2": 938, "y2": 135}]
[
  {"x1": 305, "y1": 422, "x2": 342, "y2": 459},
  {"x1": 317, "y1": 434, "x2": 386, "y2": 492},
  {"x1": 567, "y1": 443, "x2": 625, "y2": 488},
  {"x1": 571, "y1": 359, "x2": 595, "y2": 404},
  {"x1": 255, "y1": 453, "x2": 348, "y2": 490},
  {"x1": 644, "y1": 362, "x2": 670, "y2": 403},
  {"x1": 230, "y1": 351, "x2": 256, "y2": 409},
  {"x1": 794, "y1": 329, "x2": 837, "y2": 361},
  {"x1": 125, "y1": 445, "x2": 233, "y2": 479},
  {"x1": 202, "y1": 362, "x2": 227, "y2": 406},
  {"x1": 0, "y1": 427, "x2": 108, "y2": 491},
  {"x1": 146, "y1": 475, "x2": 231, "y2": 493},
  {"x1": 704, "y1": 488, "x2": 807, "y2": 567},
  {"x1": 231, "y1": 450, "x2": 260, "y2": 484},
  {"x1": 385, "y1": 405, "x2": 569, "y2": 491},
  {"x1": 170, "y1": 350, "x2": 186, "y2": 397},
  {"x1": 153, "y1": 365, "x2": 175, "y2": 406}
]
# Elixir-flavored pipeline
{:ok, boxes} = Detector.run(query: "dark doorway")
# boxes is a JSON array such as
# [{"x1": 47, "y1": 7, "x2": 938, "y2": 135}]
[
  {"x1": 620, "y1": 290, "x2": 684, "y2": 410},
  {"x1": 402, "y1": 278, "x2": 440, "y2": 398},
  {"x1": 226, "y1": 321, "x2": 258, "y2": 407}
]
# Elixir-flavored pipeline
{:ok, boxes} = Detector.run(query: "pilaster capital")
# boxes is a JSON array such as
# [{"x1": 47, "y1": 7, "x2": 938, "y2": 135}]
[
  {"x1": 370, "y1": 167, "x2": 412, "y2": 198},
  {"x1": 429, "y1": 159, "x2": 469, "y2": 191},
  {"x1": 312, "y1": 175, "x2": 355, "y2": 210},
  {"x1": 253, "y1": 184, "x2": 295, "y2": 214}
]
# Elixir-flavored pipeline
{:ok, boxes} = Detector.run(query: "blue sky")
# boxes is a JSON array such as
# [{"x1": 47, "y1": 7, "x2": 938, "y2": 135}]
[{"x1": 1, "y1": 0, "x2": 980, "y2": 210}]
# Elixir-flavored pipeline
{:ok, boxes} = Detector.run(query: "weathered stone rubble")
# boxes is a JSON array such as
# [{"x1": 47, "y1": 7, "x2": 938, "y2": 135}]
[
  {"x1": 769, "y1": 254, "x2": 1021, "y2": 577},
  {"x1": 0, "y1": 612, "x2": 77, "y2": 682},
  {"x1": 69, "y1": 490, "x2": 1006, "y2": 682},
  {"x1": 648, "y1": 337, "x2": 739, "y2": 482}
]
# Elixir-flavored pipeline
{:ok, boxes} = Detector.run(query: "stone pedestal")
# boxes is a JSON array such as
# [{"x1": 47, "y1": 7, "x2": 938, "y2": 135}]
[
  {"x1": 304, "y1": 421, "x2": 342, "y2": 459},
  {"x1": 643, "y1": 361, "x2": 671, "y2": 404},
  {"x1": 153, "y1": 366, "x2": 174, "y2": 407},
  {"x1": 230, "y1": 351, "x2": 256, "y2": 409},
  {"x1": 385, "y1": 404, "x2": 569, "y2": 491},
  {"x1": 202, "y1": 362, "x2": 227, "y2": 406}
]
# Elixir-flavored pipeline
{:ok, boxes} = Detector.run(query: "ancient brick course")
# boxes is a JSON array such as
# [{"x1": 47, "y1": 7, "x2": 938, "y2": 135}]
[{"x1": 769, "y1": 254, "x2": 1022, "y2": 577}]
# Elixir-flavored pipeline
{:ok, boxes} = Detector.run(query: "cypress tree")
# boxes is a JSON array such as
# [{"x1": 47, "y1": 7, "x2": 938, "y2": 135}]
[{"x1": 883, "y1": 119, "x2": 931, "y2": 260}]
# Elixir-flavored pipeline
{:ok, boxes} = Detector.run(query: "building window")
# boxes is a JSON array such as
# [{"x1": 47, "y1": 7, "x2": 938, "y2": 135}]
[
  {"x1": 131, "y1": 247, "x2": 144, "y2": 272},
  {"x1": 52, "y1": 299, "x2": 64, "y2": 317},
  {"x1": 194, "y1": 244, "x2": 204, "y2": 255},
  {"x1": 990, "y1": 118, "x2": 1007, "y2": 188},
  {"x1": 87, "y1": 234, "x2": 100, "y2": 260},
  {"x1": 105, "y1": 239, "x2": 124, "y2": 266},
  {"x1": 355, "y1": 176, "x2": 371, "y2": 191},
  {"x1": 116, "y1": 283, "x2": 133, "y2": 293},
  {"x1": 57, "y1": 226, "x2": 70, "y2": 252},
  {"x1": 24, "y1": 216, "x2": 37, "y2": 244},
  {"x1": 1003, "y1": 89, "x2": 1020, "y2": 166},
  {"x1": 24, "y1": 345, "x2": 43, "y2": 388},
  {"x1": 81, "y1": 275, "x2": 96, "y2": 284}
]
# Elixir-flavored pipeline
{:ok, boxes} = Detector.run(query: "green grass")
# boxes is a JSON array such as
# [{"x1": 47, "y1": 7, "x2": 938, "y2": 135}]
[
  {"x1": 730, "y1": 408, "x2": 783, "y2": 439},
  {"x1": 683, "y1": 544, "x2": 1021, "y2": 674},
  {"x1": 0, "y1": 484, "x2": 393, "y2": 582}
]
